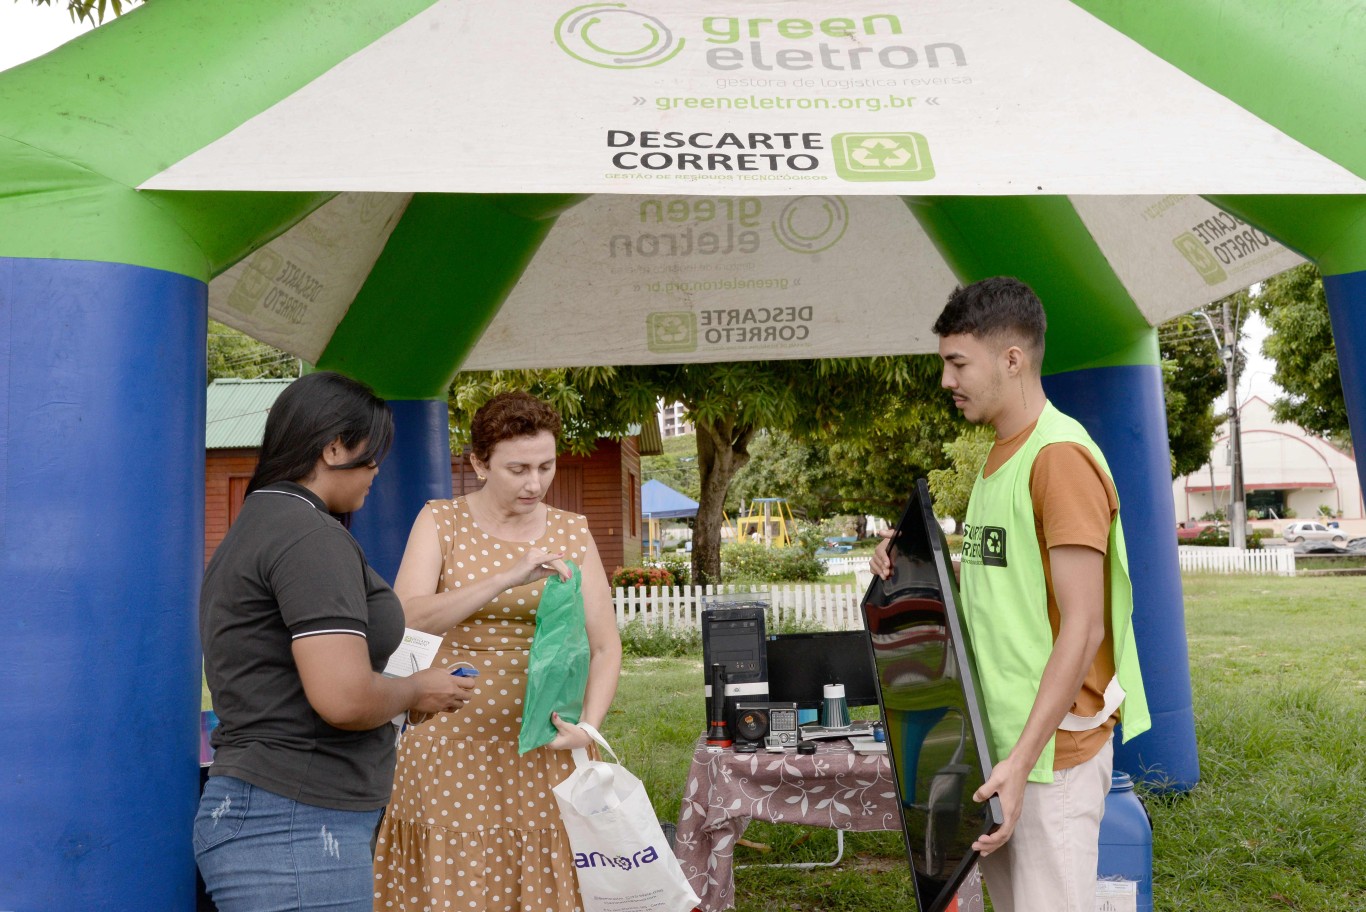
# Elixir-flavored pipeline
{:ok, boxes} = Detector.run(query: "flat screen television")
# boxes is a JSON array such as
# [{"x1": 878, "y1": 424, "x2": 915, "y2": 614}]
[
  {"x1": 860, "y1": 478, "x2": 1003, "y2": 912},
  {"x1": 765, "y1": 631, "x2": 879, "y2": 710}
]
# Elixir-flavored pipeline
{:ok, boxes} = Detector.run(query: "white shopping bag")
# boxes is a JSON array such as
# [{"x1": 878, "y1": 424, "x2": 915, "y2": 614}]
[{"x1": 552, "y1": 724, "x2": 700, "y2": 912}]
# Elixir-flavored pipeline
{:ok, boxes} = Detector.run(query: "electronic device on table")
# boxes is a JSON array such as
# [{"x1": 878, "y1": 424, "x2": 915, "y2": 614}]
[
  {"x1": 700, "y1": 596, "x2": 769, "y2": 734},
  {"x1": 766, "y1": 629, "x2": 879, "y2": 741},
  {"x1": 860, "y1": 479, "x2": 1004, "y2": 912},
  {"x1": 765, "y1": 630, "x2": 879, "y2": 710},
  {"x1": 732, "y1": 700, "x2": 799, "y2": 749}
]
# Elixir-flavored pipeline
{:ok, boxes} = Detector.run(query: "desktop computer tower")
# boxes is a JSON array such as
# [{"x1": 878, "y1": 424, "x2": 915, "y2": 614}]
[{"x1": 700, "y1": 601, "x2": 769, "y2": 732}]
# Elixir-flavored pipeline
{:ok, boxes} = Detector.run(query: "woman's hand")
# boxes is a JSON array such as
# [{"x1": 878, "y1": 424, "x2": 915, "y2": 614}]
[
  {"x1": 513, "y1": 547, "x2": 571, "y2": 587},
  {"x1": 545, "y1": 711, "x2": 594, "y2": 751},
  {"x1": 407, "y1": 666, "x2": 479, "y2": 716}
]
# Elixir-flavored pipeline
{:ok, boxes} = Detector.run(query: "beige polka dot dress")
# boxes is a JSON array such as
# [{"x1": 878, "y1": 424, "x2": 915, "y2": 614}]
[{"x1": 374, "y1": 498, "x2": 592, "y2": 912}]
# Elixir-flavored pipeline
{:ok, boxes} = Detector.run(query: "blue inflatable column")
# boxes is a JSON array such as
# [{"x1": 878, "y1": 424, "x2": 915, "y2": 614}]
[
  {"x1": 1044, "y1": 362, "x2": 1200, "y2": 791},
  {"x1": 348, "y1": 398, "x2": 453, "y2": 584},
  {"x1": 1324, "y1": 270, "x2": 1366, "y2": 511},
  {"x1": 0, "y1": 258, "x2": 205, "y2": 910}
]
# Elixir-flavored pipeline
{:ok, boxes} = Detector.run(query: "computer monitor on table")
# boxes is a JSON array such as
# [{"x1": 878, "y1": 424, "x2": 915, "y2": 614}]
[
  {"x1": 860, "y1": 479, "x2": 1003, "y2": 912},
  {"x1": 765, "y1": 631, "x2": 879, "y2": 711}
]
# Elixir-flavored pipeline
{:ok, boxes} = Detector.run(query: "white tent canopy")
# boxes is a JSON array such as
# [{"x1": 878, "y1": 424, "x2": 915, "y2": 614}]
[
  {"x1": 212, "y1": 191, "x2": 1306, "y2": 369},
  {"x1": 145, "y1": 1, "x2": 1363, "y2": 196}
]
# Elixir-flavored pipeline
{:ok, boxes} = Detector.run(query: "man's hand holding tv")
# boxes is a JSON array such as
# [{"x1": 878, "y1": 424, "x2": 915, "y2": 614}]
[
  {"x1": 869, "y1": 529, "x2": 895, "y2": 579},
  {"x1": 971, "y1": 754, "x2": 1025, "y2": 855}
]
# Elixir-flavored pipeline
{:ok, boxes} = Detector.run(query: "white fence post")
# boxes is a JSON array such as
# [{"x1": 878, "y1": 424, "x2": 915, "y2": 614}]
[
  {"x1": 618, "y1": 547, "x2": 1298, "y2": 633},
  {"x1": 820, "y1": 555, "x2": 865, "y2": 576},
  {"x1": 613, "y1": 581, "x2": 870, "y2": 630},
  {"x1": 1176, "y1": 545, "x2": 1296, "y2": 577}
]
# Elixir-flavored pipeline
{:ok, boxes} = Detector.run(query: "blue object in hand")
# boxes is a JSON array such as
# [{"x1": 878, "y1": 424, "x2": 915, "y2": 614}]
[{"x1": 451, "y1": 667, "x2": 480, "y2": 677}]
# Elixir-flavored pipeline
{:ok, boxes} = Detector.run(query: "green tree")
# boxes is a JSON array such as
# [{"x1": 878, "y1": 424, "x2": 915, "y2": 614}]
[
  {"x1": 640, "y1": 432, "x2": 701, "y2": 503},
  {"x1": 206, "y1": 320, "x2": 300, "y2": 384},
  {"x1": 728, "y1": 432, "x2": 832, "y2": 520},
  {"x1": 29, "y1": 0, "x2": 137, "y2": 24},
  {"x1": 1158, "y1": 308, "x2": 1230, "y2": 477},
  {"x1": 449, "y1": 357, "x2": 943, "y2": 585},
  {"x1": 1251, "y1": 264, "x2": 1351, "y2": 448},
  {"x1": 926, "y1": 427, "x2": 994, "y2": 527},
  {"x1": 730, "y1": 396, "x2": 959, "y2": 532}
]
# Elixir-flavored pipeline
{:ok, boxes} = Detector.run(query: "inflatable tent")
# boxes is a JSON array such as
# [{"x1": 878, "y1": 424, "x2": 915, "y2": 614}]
[{"x1": 2, "y1": 1, "x2": 1364, "y2": 907}]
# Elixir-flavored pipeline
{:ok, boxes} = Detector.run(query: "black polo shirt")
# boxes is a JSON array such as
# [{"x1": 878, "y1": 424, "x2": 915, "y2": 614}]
[{"x1": 200, "y1": 481, "x2": 404, "y2": 810}]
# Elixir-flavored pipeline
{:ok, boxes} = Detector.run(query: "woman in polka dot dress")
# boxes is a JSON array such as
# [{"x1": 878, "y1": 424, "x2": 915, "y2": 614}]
[{"x1": 374, "y1": 392, "x2": 622, "y2": 912}]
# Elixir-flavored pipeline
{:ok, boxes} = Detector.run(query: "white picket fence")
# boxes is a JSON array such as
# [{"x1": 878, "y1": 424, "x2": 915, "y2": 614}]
[
  {"x1": 820, "y1": 555, "x2": 866, "y2": 576},
  {"x1": 613, "y1": 583, "x2": 866, "y2": 631},
  {"x1": 1177, "y1": 545, "x2": 1296, "y2": 576},
  {"x1": 620, "y1": 548, "x2": 1293, "y2": 631}
]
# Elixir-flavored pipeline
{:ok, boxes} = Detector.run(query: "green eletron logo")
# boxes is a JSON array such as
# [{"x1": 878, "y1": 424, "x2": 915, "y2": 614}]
[
  {"x1": 1172, "y1": 232, "x2": 1227, "y2": 285},
  {"x1": 647, "y1": 312, "x2": 697, "y2": 353},
  {"x1": 832, "y1": 132, "x2": 935, "y2": 182},
  {"x1": 771, "y1": 197, "x2": 849, "y2": 254},
  {"x1": 556, "y1": 3, "x2": 685, "y2": 69},
  {"x1": 227, "y1": 249, "x2": 283, "y2": 315}
]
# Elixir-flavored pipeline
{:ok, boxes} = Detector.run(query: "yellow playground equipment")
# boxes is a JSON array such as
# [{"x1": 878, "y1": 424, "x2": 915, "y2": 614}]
[{"x1": 732, "y1": 497, "x2": 796, "y2": 547}]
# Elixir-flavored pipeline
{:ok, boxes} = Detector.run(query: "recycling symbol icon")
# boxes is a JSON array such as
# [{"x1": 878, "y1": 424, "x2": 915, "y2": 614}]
[
  {"x1": 647, "y1": 311, "x2": 697, "y2": 354},
  {"x1": 850, "y1": 137, "x2": 913, "y2": 169},
  {"x1": 832, "y1": 132, "x2": 935, "y2": 182},
  {"x1": 654, "y1": 314, "x2": 691, "y2": 343},
  {"x1": 981, "y1": 525, "x2": 1008, "y2": 566}
]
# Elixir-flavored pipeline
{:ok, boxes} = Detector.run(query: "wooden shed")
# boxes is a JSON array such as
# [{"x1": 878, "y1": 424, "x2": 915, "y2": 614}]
[{"x1": 204, "y1": 378, "x2": 653, "y2": 575}]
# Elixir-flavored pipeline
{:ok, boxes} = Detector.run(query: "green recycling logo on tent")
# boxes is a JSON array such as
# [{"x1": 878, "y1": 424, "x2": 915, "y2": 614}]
[
  {"x1": 771, "y1": 196, "x2": 850, "y2": 254},
  {"x1": 647, "y1": 312, "x2": 698, "y2": 353},
  {"x1": 1172, "y1": 232, "x2": 1228, "y2": 285},
  {"x1": 556, "y1": 3, "x2": 685, "y2": 69},
  {"x1": 832, "y1": 132, "x2": 935, "y2": 182}
]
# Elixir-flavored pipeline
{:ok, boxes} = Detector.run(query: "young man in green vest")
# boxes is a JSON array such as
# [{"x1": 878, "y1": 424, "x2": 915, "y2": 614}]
[{"x1": 873, "y1": 277, "x2": 1149, "y2": 911}]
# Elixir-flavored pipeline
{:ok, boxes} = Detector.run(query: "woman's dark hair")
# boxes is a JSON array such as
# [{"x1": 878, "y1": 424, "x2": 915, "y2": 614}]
[
  {"x1": 469, "y1": 391, "x2": 563, "y2": 464},
  {"x1": 932, "y1": 276, "x2": 1047, "y2": 367},
  {"x1": 247, "y1": 371, "x2": 394, "y2": 494}
]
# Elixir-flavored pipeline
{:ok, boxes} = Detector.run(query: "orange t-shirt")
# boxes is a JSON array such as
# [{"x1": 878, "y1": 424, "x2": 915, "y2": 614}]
[{"x1": 983, "y1": 418, "x2": 1119, "y2": 769}]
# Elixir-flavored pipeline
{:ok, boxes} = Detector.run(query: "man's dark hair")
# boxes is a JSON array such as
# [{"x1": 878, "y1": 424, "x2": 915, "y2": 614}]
[
  {"x1": 248, "y1": 371, "x2": 393, "y2": 495},
  {"x1": 932, "y1": 277, "x2": 1047, "y2": 365}
]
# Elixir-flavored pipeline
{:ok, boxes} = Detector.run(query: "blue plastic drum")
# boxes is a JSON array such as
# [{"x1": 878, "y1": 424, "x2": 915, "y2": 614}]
[{"x1": 1098, "y1": 770, "x2": 1154, "y2": 912}]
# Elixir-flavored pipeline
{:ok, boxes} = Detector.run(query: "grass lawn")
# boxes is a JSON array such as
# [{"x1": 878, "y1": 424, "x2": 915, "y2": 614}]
[{"x1": 603, "y1": 574, "x2": 1366, "y2": 912}]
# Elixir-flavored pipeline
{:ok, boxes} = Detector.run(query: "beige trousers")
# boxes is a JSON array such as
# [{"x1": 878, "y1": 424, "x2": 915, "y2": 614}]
[{"x1": 979, "y1": 738, "x2": 1113, "y2": 912}]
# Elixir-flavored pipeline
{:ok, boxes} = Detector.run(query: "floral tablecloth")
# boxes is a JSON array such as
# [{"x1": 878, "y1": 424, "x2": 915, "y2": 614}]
[{"x1": 673, "y1": 736, "x2": 901, "y2": 911}]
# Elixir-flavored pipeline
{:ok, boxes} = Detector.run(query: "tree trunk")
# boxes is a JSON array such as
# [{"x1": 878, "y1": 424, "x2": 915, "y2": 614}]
[
  {"x1": 691, "y1": 417, "x2": 754, "y2": 586},
  {"x1": 854, "y1": 514, "x2": 868, "y2": 539}
]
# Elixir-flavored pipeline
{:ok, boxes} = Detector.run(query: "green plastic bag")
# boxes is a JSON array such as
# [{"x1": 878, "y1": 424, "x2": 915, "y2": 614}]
[{"x1": 519, "y1": 561, "x2": 590, "y2": 754}]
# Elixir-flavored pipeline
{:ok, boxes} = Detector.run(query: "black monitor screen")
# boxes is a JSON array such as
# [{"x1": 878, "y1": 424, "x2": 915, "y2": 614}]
[
  {"x1": 860, "y1": 479, "x2": 1003, "y2": 912},
  {"x1": 765, "y1": 631, "x2": 879, "y2": 709}
]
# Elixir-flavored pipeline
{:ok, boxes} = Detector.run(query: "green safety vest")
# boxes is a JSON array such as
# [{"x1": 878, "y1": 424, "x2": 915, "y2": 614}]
[{"x1": 960, "y1": 402, "x2": 1151, "y2": 783}]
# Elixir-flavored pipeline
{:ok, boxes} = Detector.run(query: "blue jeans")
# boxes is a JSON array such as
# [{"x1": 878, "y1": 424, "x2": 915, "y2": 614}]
[{"x1": 194, "y1": 775, "x2": 382, "y2": 912}]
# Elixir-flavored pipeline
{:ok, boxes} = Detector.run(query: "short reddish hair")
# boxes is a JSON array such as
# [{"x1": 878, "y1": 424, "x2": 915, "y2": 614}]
[{"x1": 469, "y1": 391, "x2": 562, "y2": 463}]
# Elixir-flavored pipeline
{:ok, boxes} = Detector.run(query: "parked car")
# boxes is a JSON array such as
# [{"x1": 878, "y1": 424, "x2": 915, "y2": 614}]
[
  {"x1": 1176, "y1": 521, "x2": 1213, "y2": 541},
  {"x1": 1293, "y1": 539, "x2": 1346, "y2": 555},
  {"x1": 1179, "y1": 521, "x2": 1256, "y2": 544},
  {"x1": 1282, "y1": 521, "x2": 1347, "y2": 544}
]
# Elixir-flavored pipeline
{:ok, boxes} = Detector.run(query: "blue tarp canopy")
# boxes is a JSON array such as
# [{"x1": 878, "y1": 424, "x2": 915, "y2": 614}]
[{"x1": 642, "y1": 479, "x2": 698, "y2": 520}]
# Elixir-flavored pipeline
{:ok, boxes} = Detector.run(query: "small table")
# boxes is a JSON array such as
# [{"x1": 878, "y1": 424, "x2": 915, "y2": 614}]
[{"x1": 674, "y1": 736, "x2": 901, "y2": 912}]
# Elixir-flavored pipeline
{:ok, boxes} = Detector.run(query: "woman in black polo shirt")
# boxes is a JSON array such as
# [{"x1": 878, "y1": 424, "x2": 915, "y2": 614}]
[{"x1": 194, "y1": 371, "x2": 476, "y2": 912}]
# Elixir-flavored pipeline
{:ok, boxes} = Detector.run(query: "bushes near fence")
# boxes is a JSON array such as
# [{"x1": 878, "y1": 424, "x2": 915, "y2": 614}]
[
  {"x1": 1179, "y1": 527, "x2": 1275, "y2": 549},
  {"x1": 720, "y1": 542, "x2": 826, "y2": 583},
  {"x1": 653, "y1": 553, "x2": 691, "y2": 587},
  {"x1": 618, "y1": 617, "x2": 701, "y2": 657},
  {"x1": 611, "y1": 565, "x2": 676, "y2": 588}
]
